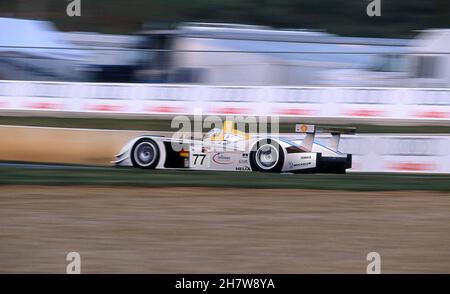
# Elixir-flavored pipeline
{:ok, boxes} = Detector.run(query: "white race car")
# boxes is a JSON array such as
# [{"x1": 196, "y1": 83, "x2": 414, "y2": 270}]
[{"x1": 114, "y1": 122, "x2": 354, "y2": 173}]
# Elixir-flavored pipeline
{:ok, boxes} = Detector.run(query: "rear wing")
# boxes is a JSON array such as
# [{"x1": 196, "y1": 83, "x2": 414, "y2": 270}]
[
  {"x1": 317, "y1": 126, "x2": 356, "y2": 135},
  {"x1": 295, "y1": 124, "x2": 356, "y2": 152}
]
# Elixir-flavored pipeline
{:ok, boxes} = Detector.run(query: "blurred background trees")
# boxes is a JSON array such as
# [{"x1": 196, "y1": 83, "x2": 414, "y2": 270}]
[{"x1": 0, "y1": 0, "x2": 448, "y2": 37}]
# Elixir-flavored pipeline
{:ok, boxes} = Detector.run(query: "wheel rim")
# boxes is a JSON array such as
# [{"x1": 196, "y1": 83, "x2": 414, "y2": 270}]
[
  {"x1": 255, "y1": 144, "x2": 279, "y2": 170},
  {"x1": 134, "y1": 142, "x2": 157, "y2": 167}
]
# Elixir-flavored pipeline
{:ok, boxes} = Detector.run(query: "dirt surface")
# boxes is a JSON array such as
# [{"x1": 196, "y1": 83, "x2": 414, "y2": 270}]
[
  {"x1": 0, "y1": 125, "x2": 153, "y2": 165},
  {"x1": 1, "y1": 186, "x2": 449, "y2": 273}
]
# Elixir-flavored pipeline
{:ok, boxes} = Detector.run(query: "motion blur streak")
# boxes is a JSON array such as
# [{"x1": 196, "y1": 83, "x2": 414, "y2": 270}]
[
  {"x1": 0, "y1": 125, "x2": 149, "y2": 165},
  {"x1": 2, "y1": 125, "x2": 450, "y2": 173}
]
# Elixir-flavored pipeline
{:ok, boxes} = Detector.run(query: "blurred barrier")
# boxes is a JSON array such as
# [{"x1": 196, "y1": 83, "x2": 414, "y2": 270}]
[
  {"x1": 330, "y1": 134, "x2": 450, "y2": 173},
  {"x1": 1, "y1": 80, "x2": 450, "y2": 123},
  {"x1": 1, "y1": 125, "x2": 450, "y2": 173}
]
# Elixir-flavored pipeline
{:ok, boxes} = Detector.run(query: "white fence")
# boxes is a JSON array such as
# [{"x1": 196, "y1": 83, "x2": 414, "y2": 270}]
[{"x1": 1, "y1": 80, "x2": 450, "y2": 123}]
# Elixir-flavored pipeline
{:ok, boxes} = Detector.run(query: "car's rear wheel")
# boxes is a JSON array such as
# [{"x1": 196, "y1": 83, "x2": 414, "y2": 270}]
[
  {"x1": 250, "y1": 139, "x2": 284, "y2": 172},
  {"x1": 131, "y1": 138, "x2": 160, "y2": 169}
]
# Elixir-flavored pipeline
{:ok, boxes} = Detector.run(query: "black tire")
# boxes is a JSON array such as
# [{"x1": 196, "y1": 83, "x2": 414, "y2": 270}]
[
  {"x1": 130, "y1": 138, "x2": 160, "y2": 169},
  {"x1": 250, "y1": 139, "x2": 284, "y2": 172}
]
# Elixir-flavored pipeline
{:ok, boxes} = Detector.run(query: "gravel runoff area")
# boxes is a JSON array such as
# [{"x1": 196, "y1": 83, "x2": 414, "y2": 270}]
[{"x1": 1, "y1": 186, "x2": 449, "y2": 273}]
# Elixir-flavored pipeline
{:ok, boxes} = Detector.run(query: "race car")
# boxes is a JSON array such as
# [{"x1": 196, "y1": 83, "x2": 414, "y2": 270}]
[{"x1": 113, "y1": 121, "x2": 354, "y2": 173}]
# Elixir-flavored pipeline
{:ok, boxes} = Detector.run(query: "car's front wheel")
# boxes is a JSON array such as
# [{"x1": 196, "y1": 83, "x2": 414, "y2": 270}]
[
  {"x1": 250, "y1": 139, "x2": 284, "y2": 172},
  {"x1": 130, "y1": 138, "x2": 160, "y2": 169}
]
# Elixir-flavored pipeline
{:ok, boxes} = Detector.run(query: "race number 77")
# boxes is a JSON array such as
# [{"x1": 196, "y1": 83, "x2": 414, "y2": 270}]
[{"x1": 193, "y1": 154, "x2": 206, "y2": 165}]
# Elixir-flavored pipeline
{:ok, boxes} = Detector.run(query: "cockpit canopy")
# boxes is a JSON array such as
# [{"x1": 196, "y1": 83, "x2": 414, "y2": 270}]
[
  {"x1": 203, "y1": 121, "x2": 251, "y2": 142},
  {"x1": 203, "y1": 127, "x2": 222, "y2": 140}
]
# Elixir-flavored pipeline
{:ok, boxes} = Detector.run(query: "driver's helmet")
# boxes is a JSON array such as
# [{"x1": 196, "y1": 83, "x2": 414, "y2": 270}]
[{"x1": 203, "y1": 128, "x2": 222, "y2": 140}]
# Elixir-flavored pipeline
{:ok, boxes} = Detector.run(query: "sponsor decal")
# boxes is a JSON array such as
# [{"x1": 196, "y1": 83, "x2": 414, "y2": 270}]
[
  {"x1": 212, "y1": 153, "x2": 233, "y2": 165},
  {"x1": 236, "y1": 166, "x2": 251, "y2": 171},
  {"x1": 344, "y1": 109, "x2": 385, "y2": 117},
  {"x1": 27, "y1": 102, "x2": 62, "y2": 110},
  {"x1": 147, "y1": 106, "x2": 184, "y2": 113},
  {"x1": 387, "y1": 162, "x2": 436, "y2": 171},
  {"x1": 295, "y1": 124, "x2": 315, "y2": 133},
  {"x1": 413, "y1": 111, "x2": 449, "y2": 119},
  {"x1": 288, "y1": 161, "x2": 311, "y2": 169},
  {"x1": 86, "y1": 104, "x2": 123, "y2": 112},
  {"x1": 276, "y1": 108, "x2": 315, "y2": 116},
  {"x1": 179, "y1": 149, "x2": 189, "y2": 158},
  {"x1": 238, "y1": 159, "x2": 249, "y2": 164},
  {"x1": 242, "y1": 153, "x2": 249, "y2": 158},
  {"x1": 210, "y1": 107, "x2": 249, "y2": 115}
]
